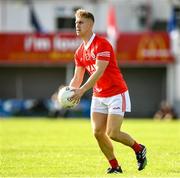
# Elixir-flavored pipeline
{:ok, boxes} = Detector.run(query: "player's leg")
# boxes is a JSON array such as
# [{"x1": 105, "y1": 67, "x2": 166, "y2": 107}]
[
  {"x1": 106, "y1": 114, "x2": 135, "y2": 146},
  {"x1": 91, "y1": 112, "x2": 122, "y2": 173},
  {"x1": 106, "y1": 114, "x2": 147, "y2": 170},
  {"x1": 91, "y1": 96, "x2": 122, "y2": 173},
  {"x1": 91, "y1": 112, "x2": 114, "y2": 160},
  {"x1": 106, "y1": 91, "x2": 147, "y2": 171}
]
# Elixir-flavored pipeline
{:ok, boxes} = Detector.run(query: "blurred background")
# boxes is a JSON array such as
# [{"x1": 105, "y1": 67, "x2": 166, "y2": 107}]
[{"x1": 0, "y1": 0, "x2": 180, "y2": 119}]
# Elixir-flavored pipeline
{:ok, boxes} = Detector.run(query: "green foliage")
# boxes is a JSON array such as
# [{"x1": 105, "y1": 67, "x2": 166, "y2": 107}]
[{"x1": 0, "y1": 118, "x2": 180, "y2": 177}]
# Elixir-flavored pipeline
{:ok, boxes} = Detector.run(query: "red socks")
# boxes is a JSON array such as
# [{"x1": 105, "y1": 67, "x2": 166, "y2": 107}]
[
  {"x1": 109, "y1": 158, "x2": 119, "y2": 168},
  {"x1": 108, "y1": 142, "x2": 142, "y2": 168},
  {"x1": 132, "y1": 141, "x2": 142, "y2": 153}
]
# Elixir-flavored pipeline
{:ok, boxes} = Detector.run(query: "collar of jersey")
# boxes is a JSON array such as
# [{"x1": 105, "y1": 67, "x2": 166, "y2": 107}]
[{"x1": 84, "y1": 33, "x2": 96, "y2": 50}]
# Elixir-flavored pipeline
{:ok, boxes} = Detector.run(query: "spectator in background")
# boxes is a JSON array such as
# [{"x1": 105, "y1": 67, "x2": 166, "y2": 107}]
[
  {"x1": 48, "y1": 91, "x2": 60, "y2": 118},
  {"x1": 48, "y1": 90, "x2": 69, "y2": 118},
  {"x1": 153, "y1": 100, "x2": 177, "y2": 120}
]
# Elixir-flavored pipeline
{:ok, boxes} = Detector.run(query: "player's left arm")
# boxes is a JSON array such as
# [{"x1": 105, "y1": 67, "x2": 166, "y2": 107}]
[
  {"x1": 81, "y1": 60, "x2": 109, "y2": 92},
  {"x1": 70, "y1": 59, "x2": 109, "y2": 100}
]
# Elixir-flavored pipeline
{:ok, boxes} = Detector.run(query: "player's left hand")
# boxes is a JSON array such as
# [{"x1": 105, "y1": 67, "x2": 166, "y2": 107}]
[{"x1": 69, "y1": 88, "x2": 84, "y2": 103}]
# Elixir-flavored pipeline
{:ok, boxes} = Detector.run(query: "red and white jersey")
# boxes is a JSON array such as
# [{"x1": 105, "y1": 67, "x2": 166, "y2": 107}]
[{"x1": 75, "y1": 33, "x2": 128, "y2": 97}]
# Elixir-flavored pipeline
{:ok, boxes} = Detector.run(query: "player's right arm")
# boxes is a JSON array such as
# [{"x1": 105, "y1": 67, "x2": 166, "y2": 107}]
[{"x1": 69, "y1": 66, "x2": 85, "y2": 88}]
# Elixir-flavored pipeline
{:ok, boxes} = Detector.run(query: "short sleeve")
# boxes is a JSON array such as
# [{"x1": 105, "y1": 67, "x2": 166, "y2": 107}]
[{"x1": 96, "y1": 40, "x2": 112, "y2": 61}]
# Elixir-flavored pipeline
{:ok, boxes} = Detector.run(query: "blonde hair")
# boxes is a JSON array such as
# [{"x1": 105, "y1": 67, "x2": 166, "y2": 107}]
[{"x1": 75, "y1": 9, "x2": 94, "y2": 22}]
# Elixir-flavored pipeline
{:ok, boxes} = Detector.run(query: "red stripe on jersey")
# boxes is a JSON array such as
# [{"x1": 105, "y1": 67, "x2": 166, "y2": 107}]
[{"x1": 121, "y1": 93, "x2": 126, "y2": 112}]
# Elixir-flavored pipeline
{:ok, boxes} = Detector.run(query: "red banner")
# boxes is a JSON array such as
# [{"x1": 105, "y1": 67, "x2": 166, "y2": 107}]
[
  {"x1": 0, "y1": 32, "x2": 174, "y2": 65},
  {"x1": 0, "y1": 33, "x2": 81, "y2": 65},
  {"x1": 117, "y1": 32, "x2": 174, "y2": 64}
]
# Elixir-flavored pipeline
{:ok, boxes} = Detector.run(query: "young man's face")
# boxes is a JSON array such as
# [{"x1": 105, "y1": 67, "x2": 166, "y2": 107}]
[{"x1": 75, "y1": 16, "x2": 93, "y2": 37}]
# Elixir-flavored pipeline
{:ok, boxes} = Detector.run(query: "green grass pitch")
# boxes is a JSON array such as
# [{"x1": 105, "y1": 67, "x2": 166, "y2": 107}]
[{"x1": 0, "y1": 118, "x2": 180, "y2": 177}]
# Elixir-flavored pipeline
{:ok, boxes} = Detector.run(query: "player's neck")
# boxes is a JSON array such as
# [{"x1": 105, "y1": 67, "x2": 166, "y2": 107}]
[{"x1": 82, "y1": 32, "x2": 94, "y2": 44}]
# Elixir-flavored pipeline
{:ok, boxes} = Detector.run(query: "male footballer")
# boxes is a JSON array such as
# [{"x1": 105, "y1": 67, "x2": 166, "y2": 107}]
[{"x1": 69, "y1": 9, "x2": 147, "y2": 173}]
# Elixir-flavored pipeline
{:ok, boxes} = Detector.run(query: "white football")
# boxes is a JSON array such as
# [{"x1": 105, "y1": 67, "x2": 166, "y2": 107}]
[{"x1": 57, "y1": 86, "x2": 77, "y2": 108}]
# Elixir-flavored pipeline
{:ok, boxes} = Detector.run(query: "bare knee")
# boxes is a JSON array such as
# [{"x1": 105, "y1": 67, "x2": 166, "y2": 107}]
[
  {"x1": 107, "y1": 129, "x2": 117, "y2": 140},
  {"x1": 93, "y1": 129, "x2": 105, "y2": 140},
  {"x1": 107, "y1": 129, "x2": 122, "y2": 141}
]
